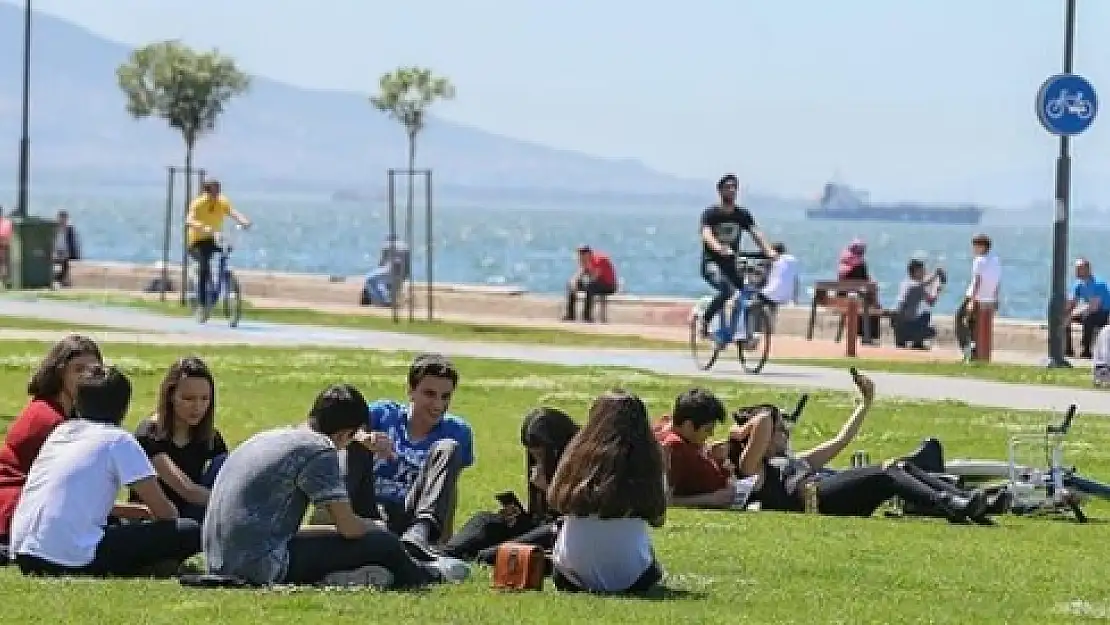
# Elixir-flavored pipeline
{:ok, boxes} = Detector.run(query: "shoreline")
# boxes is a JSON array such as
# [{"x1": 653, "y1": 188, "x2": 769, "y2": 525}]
[{"x1": 54, "y1": 260, "x2": 1076, "y2": 357}]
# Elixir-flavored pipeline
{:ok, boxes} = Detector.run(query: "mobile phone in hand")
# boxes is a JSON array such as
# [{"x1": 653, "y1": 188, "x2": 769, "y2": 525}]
[{"x1": 495, "y1": 491, "x2": 524, "y2": 510}]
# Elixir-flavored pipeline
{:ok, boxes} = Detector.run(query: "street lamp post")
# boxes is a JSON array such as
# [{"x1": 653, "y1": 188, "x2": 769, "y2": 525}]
[
  {"x1": 15, "y1": 0, "x2": 33, "y2": 218},
  {"x1": 1046, "y1": 0, "x2": 1078, "y2": 367}
]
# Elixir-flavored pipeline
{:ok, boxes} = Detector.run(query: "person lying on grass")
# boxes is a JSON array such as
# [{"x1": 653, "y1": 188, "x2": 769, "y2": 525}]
[
  {"x1": 11, "y1": 365, "x2": 202, "y2": 577},
  {"x1": 731, "y1": 370, "x2": 995, "y2": 524},
  {"x1": 202, "y1": 383, "x2": 468, "y2": 589},
  {"x1": 653, "y1": 388, "x2": 744, "y2": 509},
  {"x1": 0, "y1": 335, "x2": 102, "y2": 550},
  {"x1": 445, "y1": 406, "x2": 579, "y2": 563},
  {"x1": 335, "y1": 353, "x2": 474, "y2": 561},
  {"x1": 132, "y1": 356, "x2": 228, "y2": 523},
  {"x1": 547, "y1": 390, "x2": 667, "y2": 595}
]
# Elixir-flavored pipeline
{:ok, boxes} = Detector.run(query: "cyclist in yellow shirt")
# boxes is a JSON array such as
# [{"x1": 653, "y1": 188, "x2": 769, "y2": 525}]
[{"x1": 185, "y1": 180, "x2": 251, "y2": 310}]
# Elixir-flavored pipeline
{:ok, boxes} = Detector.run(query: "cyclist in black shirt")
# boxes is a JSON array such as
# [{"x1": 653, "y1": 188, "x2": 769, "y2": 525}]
[{"x1": 699, "y1": 174, "x2": 777, "y2": 338}]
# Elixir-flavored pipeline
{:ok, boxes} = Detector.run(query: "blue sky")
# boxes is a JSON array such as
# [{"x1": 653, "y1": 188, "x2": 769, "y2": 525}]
[{"x1": 7, "y1": 0, "x2": 1110, "y2": 204}]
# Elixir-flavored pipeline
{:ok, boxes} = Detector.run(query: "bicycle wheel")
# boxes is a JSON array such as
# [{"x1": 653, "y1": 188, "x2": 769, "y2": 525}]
[
  {"x1": 737, "y1": 300, "x2": 772, "y2": 374},
  {"x1": 689, "y1": 311, "x2": 723, "y2": 371},
  {"x1": 223, "y1": 272, "x2": 243, "y2": 328}
]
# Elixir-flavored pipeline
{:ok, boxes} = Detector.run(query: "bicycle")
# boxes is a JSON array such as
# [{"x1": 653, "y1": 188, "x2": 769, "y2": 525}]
[
  {"x1": 689, "y1": 252, "x2": 774, "y2": 374},
  {"x1": 191, "y1": 228, "x2": 244, "y2": 327}
]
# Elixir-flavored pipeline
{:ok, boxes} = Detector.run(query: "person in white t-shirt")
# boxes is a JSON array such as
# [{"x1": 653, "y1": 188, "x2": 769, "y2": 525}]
[
  {"x1": 10, "y1": 365, "x2": 201, "y2": 577},
  {"x1": 955, "y1": 233, "x2": 1002, "y2": 359},
  {"x1": 760, "y1": 242, "x2": 800, "y2": 306},
  {"x1": 547, "y1": 391, "x2": 666, "y2": 595}
]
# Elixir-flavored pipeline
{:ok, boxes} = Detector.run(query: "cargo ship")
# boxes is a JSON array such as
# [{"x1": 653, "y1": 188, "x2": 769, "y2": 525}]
[{"x1": 806, "y1": 182, "x2": 986, "y2": 225}]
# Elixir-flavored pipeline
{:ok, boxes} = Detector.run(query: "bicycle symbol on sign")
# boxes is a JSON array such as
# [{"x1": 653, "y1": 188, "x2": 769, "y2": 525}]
[{"x1": 1044, "y1": 89, "x2": 1094, "y2": 120}]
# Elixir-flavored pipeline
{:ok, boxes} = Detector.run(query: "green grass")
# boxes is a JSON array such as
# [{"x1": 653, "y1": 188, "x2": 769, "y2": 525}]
[
  {"x1": 0, "y1": 315, "x2": 113, "y2": 332},
  {"x1": 780, "y1": 358, "x2": 1095, "y2": 389},
  {"x1": 40, "y1": 292, "x2": 684, "y2": 350},
  {"x1": 0, "y1": 339, "x2": 1108, "y2": 623}
]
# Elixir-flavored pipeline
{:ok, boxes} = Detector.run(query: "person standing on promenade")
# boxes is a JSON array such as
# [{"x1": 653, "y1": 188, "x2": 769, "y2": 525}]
[
  {"x1": 955, "y1": 233, "x2": 1002, "y2": 361},
  {"x1": 185, "y1": 180, "x2": 251, "y2": 313}
]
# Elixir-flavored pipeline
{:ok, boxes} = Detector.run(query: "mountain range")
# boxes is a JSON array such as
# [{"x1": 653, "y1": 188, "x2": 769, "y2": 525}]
[{"x1": 0, "y1": 4, "x2": 709, "y2": 196}]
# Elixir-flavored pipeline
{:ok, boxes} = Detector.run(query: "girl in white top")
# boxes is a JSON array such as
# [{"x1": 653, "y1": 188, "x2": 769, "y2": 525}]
[{"x1": 547, "y1": 390, "x2": 667, "y2": 594}]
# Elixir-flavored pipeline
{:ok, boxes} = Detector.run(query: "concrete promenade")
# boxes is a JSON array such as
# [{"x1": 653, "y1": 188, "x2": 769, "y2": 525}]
[{"x1": 64, "y1": 260, "x2": 1078, "y2": 359}]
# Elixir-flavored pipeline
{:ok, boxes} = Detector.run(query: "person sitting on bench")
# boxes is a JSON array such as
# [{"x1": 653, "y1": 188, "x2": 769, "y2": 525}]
[
  {"x1": 563, "y1": 245, "x2": 617, "y2": 323},
  {"x1": 891, "y1": 259, "x2": 945, "y2": 349},
  {"x1": 1065, "y1": 257, "x2": 1110, "y2": 359}
]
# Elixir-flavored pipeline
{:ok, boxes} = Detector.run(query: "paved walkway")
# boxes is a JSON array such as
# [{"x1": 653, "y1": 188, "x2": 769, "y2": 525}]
[{"x1": 2, "y1": 298, "x2": 1108, "y2": 415}]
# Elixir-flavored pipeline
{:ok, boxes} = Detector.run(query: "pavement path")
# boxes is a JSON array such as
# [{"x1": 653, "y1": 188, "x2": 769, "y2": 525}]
[{"x1": 3, "y1": 297, "x2": 1108, "y2": 415}]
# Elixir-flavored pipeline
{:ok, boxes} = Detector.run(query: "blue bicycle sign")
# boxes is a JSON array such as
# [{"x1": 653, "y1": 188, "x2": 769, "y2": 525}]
[{"x1": 1037, "y1": 73, "x2": 1098, "y2": 137}]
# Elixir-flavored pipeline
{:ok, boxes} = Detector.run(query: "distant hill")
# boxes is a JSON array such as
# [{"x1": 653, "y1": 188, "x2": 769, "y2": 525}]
[{"x1": 0, "y1": 4, "x2": 705, "y2": 195}]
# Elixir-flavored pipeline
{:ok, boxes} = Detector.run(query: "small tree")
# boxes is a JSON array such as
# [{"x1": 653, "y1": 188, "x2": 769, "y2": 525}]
[
  {"x1": 370, "y1": 67, "x2": 455, "y2": 268},
  {"x1": 117, "y1": 40, "x2": 250, "y2": 206},
  {"x1": 117, "y1": 41, "x2": 250, "y2": 304}
]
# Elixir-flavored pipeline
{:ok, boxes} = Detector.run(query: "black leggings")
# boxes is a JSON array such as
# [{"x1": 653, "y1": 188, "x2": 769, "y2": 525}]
[
  {"x1": 553, "y1": 559, "x2": 663, "y2": 595},
  {"x1": 817, "y1": 462, "x2": 962, "y2": 517},
  {"x1": 443, "y1": 511, "x2": 558, "y2": 565}
]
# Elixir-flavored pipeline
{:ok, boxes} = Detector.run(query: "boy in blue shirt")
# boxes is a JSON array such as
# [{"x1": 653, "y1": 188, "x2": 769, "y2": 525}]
[
  {"x1": 344, "y1": 353, "x2": 474, "y2": 559},
  {"x1": 1066, "y1": 258, "x2": 1110, "y2": 359}
]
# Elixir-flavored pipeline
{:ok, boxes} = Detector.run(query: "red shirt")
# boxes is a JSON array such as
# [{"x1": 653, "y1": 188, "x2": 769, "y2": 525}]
[
  {"x1": 0, "y1": 398, "x2": 67, "y2": 538},
  {"x1": 586, "y1": 252, "x2": 617, "y2": 289},
  {"x1": 654, "y1": 420, "x2": 730, "y2": 497}
]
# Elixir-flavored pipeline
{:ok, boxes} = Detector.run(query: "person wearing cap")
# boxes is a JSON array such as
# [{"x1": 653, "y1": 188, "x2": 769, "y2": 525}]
[
  {"x1": 563, "y1": 245, "x2": 618, "y2": 323},
  {"x1": 698, "y1": 174, "x2": 777, "y2": 341},
  {"x1": 185, "y1": 180, "x2": 251, "y2": 312},
  {"x1": 1065, "y1": 257, "x2": 1110, "y2": 359}
]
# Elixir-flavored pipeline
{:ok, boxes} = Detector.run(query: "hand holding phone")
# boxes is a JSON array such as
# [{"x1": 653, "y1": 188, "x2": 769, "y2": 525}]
[{"x1": 495, "y1": 491, "x2": 525, "y2": 526}]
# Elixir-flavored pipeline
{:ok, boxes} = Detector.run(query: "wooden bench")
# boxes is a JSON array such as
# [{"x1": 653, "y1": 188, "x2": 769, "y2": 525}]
[
  {"x1": 596, "y1": 278, "x2": 625, "y2": 323},
  {"x1": 806, "y1": 280, "x2": 893, "y2": 344}
]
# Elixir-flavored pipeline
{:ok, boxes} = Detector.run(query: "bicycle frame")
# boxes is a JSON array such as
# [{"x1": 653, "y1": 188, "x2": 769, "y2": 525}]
[{"x1": 710, "y1": 258, "x2": 767, "y2": 345}]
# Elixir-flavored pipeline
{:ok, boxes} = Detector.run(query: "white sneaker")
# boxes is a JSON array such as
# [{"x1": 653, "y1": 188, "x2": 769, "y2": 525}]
[
  {"x1": 431, "y1": 556, "x2": 470, "y2": 583},
  {"x1": 319, "y1": 564, "x2": 395, "y2": 589}
]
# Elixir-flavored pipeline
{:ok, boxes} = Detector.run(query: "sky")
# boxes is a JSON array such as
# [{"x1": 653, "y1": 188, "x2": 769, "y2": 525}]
[{"x1": 5, "y1": 0, "x2": 1110, "y2": 204}]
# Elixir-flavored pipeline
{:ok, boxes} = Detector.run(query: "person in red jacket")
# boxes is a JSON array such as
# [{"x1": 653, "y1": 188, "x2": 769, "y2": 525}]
[
  {"x1": 564, "y1": 245, "x2": 618, "y2": 323},
  {"x1": 0, "y1": 335, "x2": 103, "y2": 548}
]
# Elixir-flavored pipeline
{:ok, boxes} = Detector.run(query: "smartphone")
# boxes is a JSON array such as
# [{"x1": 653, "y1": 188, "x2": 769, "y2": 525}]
[
  {"x1": 495, "y1": 491, "x2": 524, "y2": 510},
  {"x1": 849, "y1": 367, "x2": 860, "y2": 378}
]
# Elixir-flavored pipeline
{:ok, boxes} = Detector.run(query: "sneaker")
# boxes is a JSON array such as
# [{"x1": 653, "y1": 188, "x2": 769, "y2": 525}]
[
  {"x1": 429, "y1": 556, "x2": 470, "y2": 583},
  {"x1": 319, "y1": 565, "x2": 395, "y2": 589},
  {"x1": 400, "y1": 534, "x2": 440, "y2": 562}
]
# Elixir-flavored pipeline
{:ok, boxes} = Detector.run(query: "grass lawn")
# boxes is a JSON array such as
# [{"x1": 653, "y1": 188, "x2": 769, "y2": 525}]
[
  {"x1": 0, "y1": 314, "x2": 112, "y2": 332},
  {"x1": 0, "y1": 340, "x2": 1108, "y2": 623},
  {"x1": 779, "y1": 358, "x2": 1095, "y2": 390}
]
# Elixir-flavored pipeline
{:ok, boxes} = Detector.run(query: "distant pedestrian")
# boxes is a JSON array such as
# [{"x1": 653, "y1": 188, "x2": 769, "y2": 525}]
[
  {"x1": 563, "y1": 245, "x2": 617, "y2": 323},
  {"x1": 52, "y1": 210, "x2": 81, "y2": 288},
  {"x1": 955, "y1": 233, "x2": 1002, "y2": 361}
]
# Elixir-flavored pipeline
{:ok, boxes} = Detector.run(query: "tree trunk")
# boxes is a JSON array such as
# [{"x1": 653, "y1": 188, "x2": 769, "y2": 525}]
[
  {"x1": 180, "y1": 139, "x2": 195, "y2": 306},
  {"x1": 405, "y1": 131, "x2": 417, "y2": 322}
]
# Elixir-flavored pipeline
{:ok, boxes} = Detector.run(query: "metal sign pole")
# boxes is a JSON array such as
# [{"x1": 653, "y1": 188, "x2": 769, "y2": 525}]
[
  {"x1": 387, "y1": 170, "x2": 399, "y2": 323},
  {"x1": 424, "y1": 169, "x2": 434, "y2": 321},
  {"x1": 161, "y1": 166, "x2": 174, "y2": 302}
]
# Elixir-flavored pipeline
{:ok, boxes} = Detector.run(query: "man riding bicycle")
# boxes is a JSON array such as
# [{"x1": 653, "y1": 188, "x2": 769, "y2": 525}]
[
  {"x1": 699, "y1": 174, "x2": 777, "y2": 340},
  {"x1": 185, "y1": 179, "x2": 251, "y2": 310}
]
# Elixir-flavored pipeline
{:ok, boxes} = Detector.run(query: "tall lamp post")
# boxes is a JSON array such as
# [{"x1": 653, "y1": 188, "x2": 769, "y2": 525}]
[
  {"x1": 15, "y1": 0, "x2": 33, "y2": 218},
  {"x1": 1043, "y1": 0, "x2": 1078, "y2": 366}
]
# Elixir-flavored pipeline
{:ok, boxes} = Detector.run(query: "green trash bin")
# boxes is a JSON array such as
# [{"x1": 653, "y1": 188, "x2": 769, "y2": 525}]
[{"x1": 9, "y1": 216, "x2": 58, "y2": 290}]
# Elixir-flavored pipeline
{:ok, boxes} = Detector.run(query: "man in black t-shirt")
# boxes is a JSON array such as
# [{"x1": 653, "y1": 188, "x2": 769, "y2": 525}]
[{"x1": 698, "y1": 174, "x2": 776, "y2": 337}]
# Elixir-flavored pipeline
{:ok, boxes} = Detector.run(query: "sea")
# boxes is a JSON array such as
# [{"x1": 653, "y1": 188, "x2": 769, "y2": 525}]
[{"x1": 11, "y1": 184, "x2": 1110, "y2": 322}]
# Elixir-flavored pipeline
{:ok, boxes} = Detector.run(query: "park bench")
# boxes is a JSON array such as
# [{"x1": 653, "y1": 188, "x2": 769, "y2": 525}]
[{"x1": 806, "y1": 279, "x2": 893, "y2": 345}]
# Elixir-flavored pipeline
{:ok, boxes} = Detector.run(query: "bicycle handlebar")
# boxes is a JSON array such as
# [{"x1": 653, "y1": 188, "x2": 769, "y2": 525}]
[
  {"x1": 732, "y1": 251, "x2": 772, "y2": 260},
  {"x1": 1046, "y1": 404, "x2": 1078, "y2": 435}
]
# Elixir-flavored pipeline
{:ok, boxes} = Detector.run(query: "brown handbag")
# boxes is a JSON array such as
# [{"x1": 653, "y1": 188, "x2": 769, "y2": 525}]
[{"x1": 492, "y1": 542, "x2": 545, "y2": 591}]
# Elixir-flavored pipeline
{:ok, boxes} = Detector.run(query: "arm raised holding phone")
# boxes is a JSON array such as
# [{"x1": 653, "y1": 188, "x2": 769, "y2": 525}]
[{"x1": 796, "y1": 369, "x2": 875, "y2": 471}]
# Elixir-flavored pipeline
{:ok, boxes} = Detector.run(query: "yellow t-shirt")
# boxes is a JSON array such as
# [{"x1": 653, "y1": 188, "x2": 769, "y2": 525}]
[{"x1": 186, "y1": 193, "x2": 232, "y2": 246}]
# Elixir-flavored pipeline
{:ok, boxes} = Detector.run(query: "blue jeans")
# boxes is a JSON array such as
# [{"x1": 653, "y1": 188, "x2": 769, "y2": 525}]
[
  {"x1": 362, "y1": 266, "x2": 393, "y2": 306},
  {"x1": 700, "y1": 258, "x2": 744, "y2": 331}
]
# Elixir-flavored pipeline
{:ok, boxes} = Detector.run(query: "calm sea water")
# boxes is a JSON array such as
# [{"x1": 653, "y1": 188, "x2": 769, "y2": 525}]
[{"x1": 17, "y1": 185, "x2": 1110, "y2": 321}]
